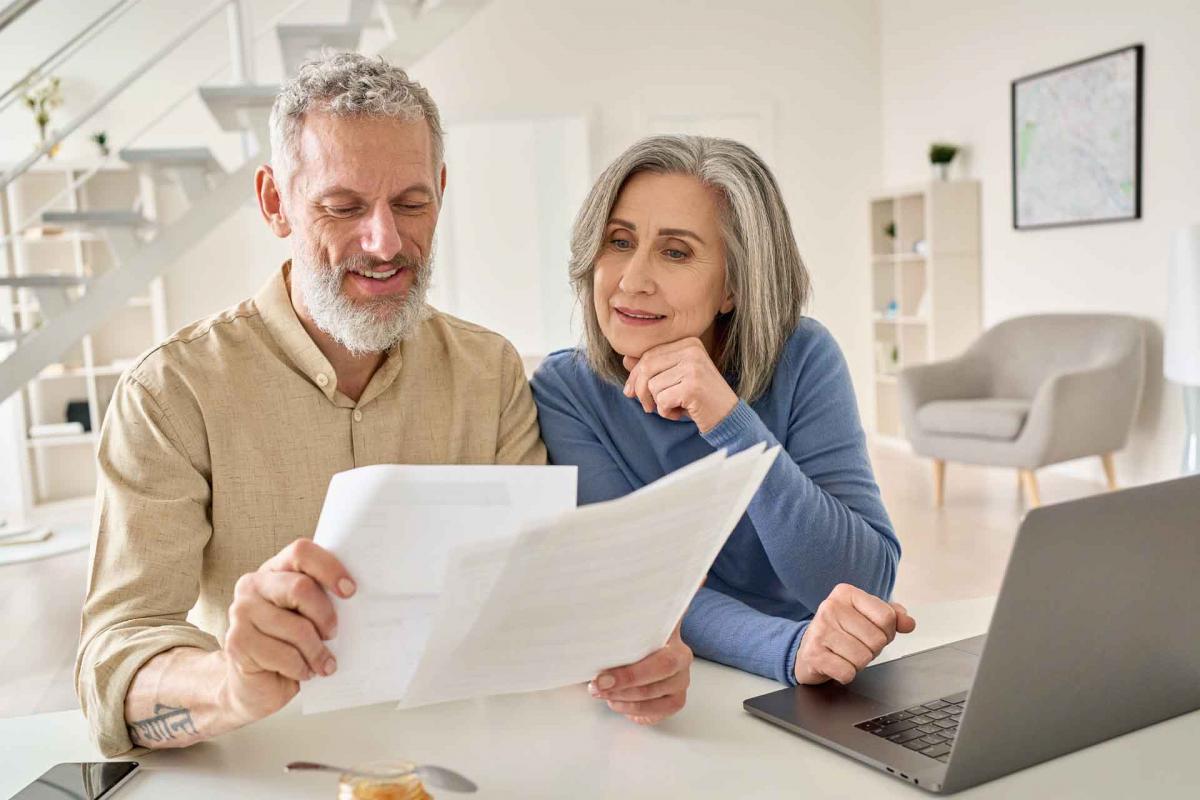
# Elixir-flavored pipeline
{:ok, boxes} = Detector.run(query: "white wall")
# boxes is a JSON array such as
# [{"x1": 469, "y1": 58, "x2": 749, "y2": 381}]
[
  {"x1": 880, "y1": 0, "x2": 1200, "y2": 484},
  {"x1": 407, "y1": 0, "x2": 883, "y2": 412}
]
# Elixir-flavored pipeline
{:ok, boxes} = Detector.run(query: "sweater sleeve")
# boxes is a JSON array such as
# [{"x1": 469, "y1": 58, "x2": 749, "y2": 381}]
[
  {"x1": 533, "y1": 354, "x2": 823, "y2": 685},
  {"x1": 531, "y1": 357, "x2": 636, "y2": 504},
  {"x1": 701, "y1": 327, "x2": 900, "y2": 611}
]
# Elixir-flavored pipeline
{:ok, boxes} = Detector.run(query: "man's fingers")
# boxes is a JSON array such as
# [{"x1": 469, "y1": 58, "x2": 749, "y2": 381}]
[
  {"x1": 892, "y1": 602, "x2": 917, "y2": 634},
  {"x1": 250, "y1": 571, "x2": 338, "y2": 640},
  {"x1": 592, "y1": 668, "x2": 689, "y2": 702},
  {"x1": 227, "y1": 623, "x2": 311, "y2": 682},
  {"x1": 249, "y1": 602, "x2": 337, "y2": 677},
  {"x1": 595, "y1": 643, "x2": 689, "y2": 691},
  {"x1": 262, "y1": 538, "x2": 356, "y2": 599}
]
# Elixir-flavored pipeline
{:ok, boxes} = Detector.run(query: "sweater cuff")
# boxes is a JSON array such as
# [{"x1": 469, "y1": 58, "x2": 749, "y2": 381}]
[
  {"x1": 783, "y1": 619, "x2": 810, "y2": 687},
  {"x1": 701, "y1": 400, "x2": 777, "y2": 452}
]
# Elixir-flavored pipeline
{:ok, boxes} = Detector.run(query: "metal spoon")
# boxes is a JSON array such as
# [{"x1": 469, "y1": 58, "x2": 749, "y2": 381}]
[{"x1": 285, "y1": 761, "x2": 478, "y2": 793}]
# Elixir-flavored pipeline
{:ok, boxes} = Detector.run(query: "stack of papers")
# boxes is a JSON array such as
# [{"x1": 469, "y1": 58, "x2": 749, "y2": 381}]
[{"x1": 301, "y1": 445, "x2": 779, "y2": 714}]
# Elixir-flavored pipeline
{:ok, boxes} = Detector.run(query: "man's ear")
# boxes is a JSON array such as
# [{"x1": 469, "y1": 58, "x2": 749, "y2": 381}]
[
  {"x1": 438, "y1": 161, "x2": 448, "y2": 202},
  {"x1": 256, "y1": 165, "x2": 292, "y2": 238}
]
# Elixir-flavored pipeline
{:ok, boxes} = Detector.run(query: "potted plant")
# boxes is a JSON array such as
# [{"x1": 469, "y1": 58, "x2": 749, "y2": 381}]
[
  {"x1": 929, "y1": 142, "x2": 959, "y2": 181},
  {"x1": 91, "y1": 131, "x2": 110, "y2": 158},
  {"x1": 22, "y1": 76, "x2": 64, "y2": 157}
]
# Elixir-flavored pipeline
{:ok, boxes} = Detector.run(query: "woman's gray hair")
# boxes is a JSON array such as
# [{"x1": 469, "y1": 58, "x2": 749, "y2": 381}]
[
  {"x1": 569, "y1": 135, "x2": 810, "y2": 402},
  {"x1": 269, "y1": 52, "x2": 445, "y2": 187}
]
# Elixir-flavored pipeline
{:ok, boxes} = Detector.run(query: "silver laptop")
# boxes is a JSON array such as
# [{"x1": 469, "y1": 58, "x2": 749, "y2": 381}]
[{"x1": 743, "y1": 474, "x2": 1200, "y2": 793}]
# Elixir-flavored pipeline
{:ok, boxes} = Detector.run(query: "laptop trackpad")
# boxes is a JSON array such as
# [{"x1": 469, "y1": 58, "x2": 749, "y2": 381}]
[{"x1": 848, "y1": 639, "x2": 982, "y2": 707}]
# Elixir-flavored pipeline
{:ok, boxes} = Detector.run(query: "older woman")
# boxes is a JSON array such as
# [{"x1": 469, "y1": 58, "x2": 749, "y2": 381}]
[{"x1": 533, "y1": 135, "x2": 914, "y2": 724}]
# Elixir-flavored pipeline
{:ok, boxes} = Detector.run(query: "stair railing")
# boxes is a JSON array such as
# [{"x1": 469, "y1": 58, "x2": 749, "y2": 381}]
[{"x1": 0, "y1": 0, "x2": 311, "y2": 247}]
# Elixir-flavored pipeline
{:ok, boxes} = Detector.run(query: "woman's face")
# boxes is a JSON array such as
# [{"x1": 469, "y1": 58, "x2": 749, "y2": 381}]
[{"x1": 593, "y1": 172, "x2": 734, "y2": 360}]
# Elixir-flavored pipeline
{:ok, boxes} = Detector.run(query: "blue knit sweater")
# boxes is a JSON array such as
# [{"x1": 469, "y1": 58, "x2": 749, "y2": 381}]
[{"x1": 530, "y1": 318, "x2": 900, "y2": 684}]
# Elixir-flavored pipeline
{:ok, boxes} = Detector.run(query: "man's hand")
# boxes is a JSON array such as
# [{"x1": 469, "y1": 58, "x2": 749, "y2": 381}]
[
  {"x1": 220, "y1": 538, "x2": 356, "y2": 725},
  {"x1": 622, "y1": 338, "x2": 739, "y2": 434},
  {"x1": 795, "y1": 583, "x2": 916, "y2": 686},
  {"x1": 588, "y1": 626, "x2": 693, "y2": 725}
]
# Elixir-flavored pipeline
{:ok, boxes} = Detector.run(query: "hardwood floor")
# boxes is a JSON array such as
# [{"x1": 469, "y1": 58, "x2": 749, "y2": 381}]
[{"x1": 0, "y1": 442, "x2": 1112, "y2": 720}]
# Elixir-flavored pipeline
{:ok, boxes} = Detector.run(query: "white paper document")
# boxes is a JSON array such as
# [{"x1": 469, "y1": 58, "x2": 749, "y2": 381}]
[
  {"x1": 300, "y1": 464, "x2": 577, "y2": 714},
  {"x1": 300, "y1": 446, "x2": 779, "y2": 714}
]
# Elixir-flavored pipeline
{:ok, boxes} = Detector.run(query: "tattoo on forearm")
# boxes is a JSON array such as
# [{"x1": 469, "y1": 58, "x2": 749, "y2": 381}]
[{"x1": 128, "y1": 704, "x2": 198, "y2": 745}]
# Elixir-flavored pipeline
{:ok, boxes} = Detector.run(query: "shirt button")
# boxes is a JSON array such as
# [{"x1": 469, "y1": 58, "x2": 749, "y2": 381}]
[
  {"x1": 316, "y1": 373, "x2": 329, "y2": 387},
  {"x1": 353, "y1": 410, "x2": 363, "y2": 422}
]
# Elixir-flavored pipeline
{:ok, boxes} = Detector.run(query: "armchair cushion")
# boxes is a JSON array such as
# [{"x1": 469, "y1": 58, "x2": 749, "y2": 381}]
[{"x1": 916, "y1": 398, "x2": 1031, "y2": 441}]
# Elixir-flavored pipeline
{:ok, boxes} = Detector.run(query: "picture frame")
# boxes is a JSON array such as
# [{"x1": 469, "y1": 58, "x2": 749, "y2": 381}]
[{"x1": 1011, "y1": 44, "x2": 1143, "y2": 230}]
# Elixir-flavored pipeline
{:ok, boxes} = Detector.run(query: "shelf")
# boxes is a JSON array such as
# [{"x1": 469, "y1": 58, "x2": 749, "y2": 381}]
[
  {"x1": 15, "y1": 230, "x2": 105, "y2": 244},
  {"x1": 872, "y1": 253, "x2": 927, "y2": 264},
  {"x1": 876, "y1": 374, "x2": 898, "y2": 384},
  {"x1": 36, "y1": 362, "x2": 134, "y2": 380},
  {"x1": 25, "y1": 432, "x2": 97, "y2": 449},
  {"x1": 9, "y1": 294, "x2": 148, "y2": 315}
]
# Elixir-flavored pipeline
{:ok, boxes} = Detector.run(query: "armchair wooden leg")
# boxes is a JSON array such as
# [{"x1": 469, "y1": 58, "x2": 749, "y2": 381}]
[
  {"x1": 1019, "y1": 469, "x2": 1041, "y2": 508},
  {"x1": 1100, "y1": 453, "x2": 1118, "y2": 491},
  {"x1": 932, "y1": 459, "x2": 946, "y2": 508}
]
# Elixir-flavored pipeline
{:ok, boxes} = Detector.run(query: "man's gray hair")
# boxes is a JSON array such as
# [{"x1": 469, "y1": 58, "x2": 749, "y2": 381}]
[
  {"x1": 569, "y1": 135, "x2": 811, "y2": 403},
  {"x1": 269, "y1": 51, "x2": 445, "y2": 186}
]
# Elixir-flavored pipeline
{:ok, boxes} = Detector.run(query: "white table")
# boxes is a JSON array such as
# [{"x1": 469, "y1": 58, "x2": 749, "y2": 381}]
[{"x1": 2, "y1": 597, "x2": 1197, "y2": 798}]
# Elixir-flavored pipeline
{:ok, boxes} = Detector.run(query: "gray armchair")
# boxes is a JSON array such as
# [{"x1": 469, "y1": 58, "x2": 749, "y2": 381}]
[{"x1": 899, "y1": 314, "x2": 1145, "y2": 507}]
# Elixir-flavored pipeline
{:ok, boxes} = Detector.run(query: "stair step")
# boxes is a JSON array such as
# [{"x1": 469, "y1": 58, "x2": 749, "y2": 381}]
[
  {"x1": 119, "y1": 147, "x2": 221, "y2": 172},
  {"x1": 198, "y1": 84, "x2": 279, "y2": 133},
  {"x1": 0, "y1": 273, "x2": 87, "y2": 288},
  {"x1": 278, "y1": 24, "x2": 364, "y2": 76},
  {"x1": 41, "y1": 210, "x2": 151, "y2": 229}
]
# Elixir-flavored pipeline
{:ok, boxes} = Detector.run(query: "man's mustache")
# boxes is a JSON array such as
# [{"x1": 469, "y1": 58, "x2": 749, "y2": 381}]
[{"x1": 335, "y1": 252, "x2": 425, "y2": 274}]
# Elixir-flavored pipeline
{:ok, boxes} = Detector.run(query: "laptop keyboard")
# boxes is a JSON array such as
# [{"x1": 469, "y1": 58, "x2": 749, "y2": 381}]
[{"x1": 854, "y1": 691, "x2": 968, "y2": 762}]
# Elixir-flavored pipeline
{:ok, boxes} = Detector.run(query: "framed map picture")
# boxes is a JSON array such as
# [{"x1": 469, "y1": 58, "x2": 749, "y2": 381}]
[{"x1": 1012, "y1": 44, "x2": 1143, "y2": 230}]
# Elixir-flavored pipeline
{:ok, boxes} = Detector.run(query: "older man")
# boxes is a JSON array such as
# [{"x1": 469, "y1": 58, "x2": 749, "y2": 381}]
[{"x1": 75, "y1": 53, "x2": 689, "y2": 758}]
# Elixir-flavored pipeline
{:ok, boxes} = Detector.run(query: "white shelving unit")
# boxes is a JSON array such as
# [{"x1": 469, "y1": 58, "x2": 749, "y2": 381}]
[
  {"x1": 0, "y1": 162, "x2": 168, "y2": 517},
  {"x1": 869, "y1": 180, "x2": 981, "y2": 439}
]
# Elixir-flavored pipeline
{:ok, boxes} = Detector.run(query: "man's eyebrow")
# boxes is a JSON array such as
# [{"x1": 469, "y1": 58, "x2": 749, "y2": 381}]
[
  {"x1": 607, "y1": 217, "x2": 636, "y2": 230},
  {"x1": 312, "y1": 185, "x2": 361, "y2": 202},
  {"x1": 312, "y1": 183, "x2": 437, "y2": 202}
]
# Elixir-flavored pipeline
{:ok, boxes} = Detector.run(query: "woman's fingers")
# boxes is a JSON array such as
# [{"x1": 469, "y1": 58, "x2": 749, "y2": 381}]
[
  {"x1": 591, "y1": 668, "x2": 689, "y2": 702},
  {"x1": 605, "y1": 692, "x2": 687, "y2": 720},
  {"x1": 592, "y1": 641, "x2": 690, "y2": 693},
  {"x1": 821, "y1": 627, "x2": 877, "y2": 672},
  {"x1": 835, "y1": 602, "x2": 892, "y2": 655}
]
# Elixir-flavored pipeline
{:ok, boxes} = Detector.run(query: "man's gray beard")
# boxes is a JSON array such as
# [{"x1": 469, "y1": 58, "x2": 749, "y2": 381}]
[{"x1": 292, "y1": 242, "x2": 434, "y2": 356}]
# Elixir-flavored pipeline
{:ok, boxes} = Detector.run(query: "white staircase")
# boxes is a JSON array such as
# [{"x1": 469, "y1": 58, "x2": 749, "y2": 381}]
[{"x1": 0, "y1": 0, "x2": 490, "y2": 405}]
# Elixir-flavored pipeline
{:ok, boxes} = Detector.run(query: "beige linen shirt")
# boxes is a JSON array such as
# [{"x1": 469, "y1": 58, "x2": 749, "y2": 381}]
[{"x1": 75, "y1": 264, "x2": 546, "y2": 756}]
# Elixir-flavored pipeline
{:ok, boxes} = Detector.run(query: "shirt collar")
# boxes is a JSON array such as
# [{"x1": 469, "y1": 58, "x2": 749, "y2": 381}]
[{"x1": 255, "y1": 261, "x2": 409, "y2": 407}]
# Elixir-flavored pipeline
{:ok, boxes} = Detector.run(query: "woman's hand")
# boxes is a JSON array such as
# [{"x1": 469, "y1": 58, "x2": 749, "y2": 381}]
[
  {"x1": 622, "y1": 338, "x2": 739, "y2": 434},
  {"x1": 795, "y1": 583, "x2": 916, "y2": 685},
  {"x1": 588, "y1": 625, "x2": 693, "y2": 724}
]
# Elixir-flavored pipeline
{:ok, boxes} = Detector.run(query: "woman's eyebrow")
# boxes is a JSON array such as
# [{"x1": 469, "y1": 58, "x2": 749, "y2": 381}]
[
  {"x1": 658, "y1": 227, "x2": 705, "y2": 244},
  {"x1": 607, "y1": 217, "x2": 637, "y2": 230}
]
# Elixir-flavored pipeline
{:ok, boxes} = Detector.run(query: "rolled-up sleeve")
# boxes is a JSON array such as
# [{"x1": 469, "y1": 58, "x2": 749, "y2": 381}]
[{"x1": 74, "y1": 373, "x2": 219, "y2": 757}]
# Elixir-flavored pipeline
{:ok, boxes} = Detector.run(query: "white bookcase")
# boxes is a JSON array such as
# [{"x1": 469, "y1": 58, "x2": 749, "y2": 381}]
[
  {"x1": 869, "y1": 180, "x2": 981, "y2": 439},
  {"x1": 0, "y1": 163, "x2": 168, "y2": 520}
]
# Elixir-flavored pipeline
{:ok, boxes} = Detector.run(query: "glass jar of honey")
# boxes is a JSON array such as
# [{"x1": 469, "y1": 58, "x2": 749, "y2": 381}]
[{"x1": 336, "y1": 761, "x2": 432, "y2": 800}]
